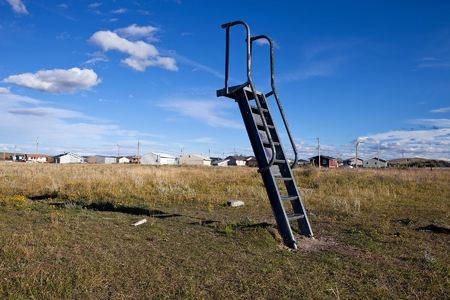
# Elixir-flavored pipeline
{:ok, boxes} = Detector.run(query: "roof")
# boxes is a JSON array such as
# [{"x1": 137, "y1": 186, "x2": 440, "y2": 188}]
[
  {"x1": 181, "y1": 154, "x2": 211, "y2": 161},
  {"x1": 144, "y1": 152, "x2": 175, "y2": 158},
  {"x1": 309, "y1": 155, "x2": 336, "y2": 160},
  {"x1": 225, "y1": 155, "x2": 248, "y2": 161},
  {"x1": 368, "y1": 157, "x2": 387, "y2": 162},
  {"x1": 54, "y1": 152, "x2": 83, "y2": 159},
  {"x1": 343, "y1": 157, "x2": 363, "y2": 162}
]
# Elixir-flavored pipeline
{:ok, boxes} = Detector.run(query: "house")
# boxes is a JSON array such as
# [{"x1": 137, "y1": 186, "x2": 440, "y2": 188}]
[
  {"x1": 297, "y1": 159, "x2": 310, "y2": 167},
  {"x1": 309, "y1": 155, "x2": 338, "y2": 168},
  {"x1": 246, "y1": 156, "x2": 258, "y2": 167},
  {"x1": 343, "y1": 157, "x2": 364, "y2": 168},
  {"x1": 128, "y1": 156, "x2": 141, "y2": 164},
  {"x1": 11, "y1": 154, "x2": 27, "y2": 162},
  {"x1": 363, "y1": 157, "x2": 387, "y2": 168},
  {"x1": 216, "y1": 159, "x2": 230, "y2": 167},
  {"x1": 226, "y1": 155, "x2": 247, "y2": 166},
  {"x1": 179, "y1": 154, "x2": 211, "y2": 166},
  {"x1": 140, "y1": 152, "x2": 177, "y2": 165},
  {"x1": 26, "y1": 154, "x2": 49, "y2": 163},
  {"x1": 118, "y1": 157, "x2": 130, "y2": 164},
  {"x1": 210, "y1": 157, "x2": 223, "y2": 166},
  {"x1": 54, "y1": 152, "x2": 84, "y2": 164},
  {"x1": 86, "y1": 156, "x2": 117, "y2": 164}
]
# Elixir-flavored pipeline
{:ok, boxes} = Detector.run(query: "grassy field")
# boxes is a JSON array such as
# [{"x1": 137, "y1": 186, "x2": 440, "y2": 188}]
[{"x1": 0, "y1": 163, "x2": 449, "y2": 299}]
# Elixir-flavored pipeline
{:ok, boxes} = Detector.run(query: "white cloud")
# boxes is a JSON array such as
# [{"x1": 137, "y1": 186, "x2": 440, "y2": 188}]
[
  {"x1": 115, "y1": 24, "x2": 158, "y2": 41},
  {"x1": 254, "y1": 38, "x2": 280, "y2": 49},
  {"x1": 412, "y1": 118, "x2": 450, "y2": 128},
  {"x1": 6, "y1": 0, "x2": 28, "y2": 14},
  {"x1": 0, "y1": 90, "x2": 156, "y2": 155},
  {"x1": 431, "y1": 106, "x2": 450, "y2": 113},
  {"x1": 360, "y1": 127, "x2": 450, "y2": 159},
  {"x1": 3, "y1": 68, "x2": 100, "y2": 93},
  {"x1": 111, "y1": 8, "x2": 127, "y2": 14},
  {"x1": 90, "y1": 29, "x2": 177, "y2": 71},
  {"x1": 0, "y1": 87, "x2": 10, "y2": 94},
  {"x1": 159, "y1": 99, "x2": 242, "y2": 129},
  {"x1": 88, "y1": 2, "x2": 102, "y2": 9}
]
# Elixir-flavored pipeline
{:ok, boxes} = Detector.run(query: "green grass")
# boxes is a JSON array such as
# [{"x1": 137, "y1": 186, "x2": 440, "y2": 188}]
[{"x1": 0, "y1": 164, "x2": 449, "y2": 299}]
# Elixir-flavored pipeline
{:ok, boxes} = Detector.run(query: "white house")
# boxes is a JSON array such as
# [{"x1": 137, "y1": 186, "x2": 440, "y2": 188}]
[
  {"x1": 179, "y1": 154, "x2": 211, "y2": 166},
  {"x1": 140, "y1": 152, "x2": 177, "y2": 165},
  {"x1": 86, "y1": 156, "x2": 117, "y2": 164},
  {"x1": 26, "y1": 154, "x2": 48, "y2": 163},
  {"x1": 118, "y1": 157, "x2": 130, "y2": 164},
  {"x1": 363, "y1": 157, "x2": 388, "y2": 168},
  {"x1": 226, "y1": 155, "x2": 247, "y2": 166},
  {"x1": 343, "y1": 157, "x2": 364, "y2": 168},
  {"x1": 213, "y1": 155, "x2": 247, "y2": 167},
  {"x1": 54, "y1": 152, "x2": 84, "y2": 164}
]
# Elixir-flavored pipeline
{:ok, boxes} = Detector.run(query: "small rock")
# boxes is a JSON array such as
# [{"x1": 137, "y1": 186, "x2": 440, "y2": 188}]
[{"x1": 227, "y1": 200, "x2": 244, "y2": 207}]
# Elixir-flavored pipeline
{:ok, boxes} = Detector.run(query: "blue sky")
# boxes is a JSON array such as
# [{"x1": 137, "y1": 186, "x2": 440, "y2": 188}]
[{"x1": 0, "y1": 0, "x2": 449, "y2": 160}]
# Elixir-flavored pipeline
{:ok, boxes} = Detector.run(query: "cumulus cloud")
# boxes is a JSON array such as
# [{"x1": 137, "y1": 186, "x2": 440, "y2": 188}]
[
  {"x1": 6, "y1": 0, "x2": 28, "y2": 14},
  {"x1": 159, "y1": 99, "x2": 242, "y2": 129},
  {"x1": 3, "y1": 68, "x2": 100, "y2": 93},
  {"x1": 360, "y1": 127, "x2": 450, "y2": 159},
  {"x1": 115, "y1": 24, "x2": 158, "y2": 40},
  {"x1": 0, "y1": 90, "x2": 156, "y2": 155},
  {"x1": 111, "y1": 8, "x2": 127, "y2": 14},
  {"x1": 431, "y1": 106, "x2": 450, "y2": 113},
  {"x1": 90, "y1": 28, "x2": 177, "y2": 72}
]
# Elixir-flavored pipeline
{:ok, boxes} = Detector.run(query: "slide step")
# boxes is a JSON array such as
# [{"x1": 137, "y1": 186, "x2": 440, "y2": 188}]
[
  {"x1": 287, "y1": 213, "x2": 305, "y2": 221},
  {"x1": 274, "y1": 176, "x2": 293, "y2": 181},
  {"x1": 281, "y1": 196, "x2": 298, "y2": 202},
  {"x1": 263, "y1": 141, "x2": 280, "y2": 147},
  {"x1": 250, "y1": 106, "x2": 269, "y2": 113},
  {"x1": 274, "y1": 159, "x2": 286, "y2": 164}
]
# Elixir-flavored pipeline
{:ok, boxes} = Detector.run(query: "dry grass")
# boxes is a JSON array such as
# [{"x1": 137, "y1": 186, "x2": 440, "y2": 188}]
[{"x1": 0, "y1": 163, "x2": 449, "y2": 299}]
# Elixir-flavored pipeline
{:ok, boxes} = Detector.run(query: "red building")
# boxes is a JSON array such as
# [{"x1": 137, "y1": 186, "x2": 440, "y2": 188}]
[{"x1": 309, "y1": 155, "x2": 338, "y2": 168}]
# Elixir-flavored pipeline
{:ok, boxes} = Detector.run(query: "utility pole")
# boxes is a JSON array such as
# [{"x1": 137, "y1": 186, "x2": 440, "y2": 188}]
[
  {"x1": 208, "y1": 149, "x2": 211, "y2": 158},
  {"x1": 137, "y1": 139, "x2": 141, "y2": 164},
  {"x1": 13, "y1": 145, "x2": 16, "y2": 162},
  {"x1": 355, "y1": 140, "x2": 360, "y2": 169},
  {"x1": 35, "y1": 137, "x2": 39, "y2": 154},
  {"x1": 317, "y1": 137, "x2": 320, "y2": 168},
  {"x1": 117, "y1": 144, "x2": 120, "y2": 157},
  {"x1": 377, "y1": 142, "x2": 380, "y2": 167}
]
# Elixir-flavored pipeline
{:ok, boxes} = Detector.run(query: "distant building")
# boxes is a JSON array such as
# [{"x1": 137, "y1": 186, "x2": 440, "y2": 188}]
[
  {"x1": 297, "y1": 159, "x2": 310, "y2": 167},
  {"x1": 210, "y1": 157, "x2": 223, "y2": 166},
  {"x1": 343, "y1": 157, "x2": 364, "y2": 168},
  {"x1": 140, "y1": 152, "x2": 177, "y2": 165},
  {"x1": 363, "y1": 157, "x2": 387, "y2": 168},
  {"x1": 179, "y1": 154, "x2": 211, "y2": 166},
  {"x1": 226, "y1": 155, "x2": 247, "y2": 166},
  {"x1": 54, "y1": 153, "x2": 84, "y2": 164},
  {"x1": 246, "y1": 156, "x2": 258, "y2": 167},
  {"x1": 118, "y1": 157, "x2": 130, "y2": 164},
  {"x1": 25, "y1": 154, "x2": 49, "y2": 163},
  {"x1": 86, "y1": 156, "x2": 117, "y2": 164},
  {"x1": 309, "y1": 155, "x2": 338, "y2": 168}
]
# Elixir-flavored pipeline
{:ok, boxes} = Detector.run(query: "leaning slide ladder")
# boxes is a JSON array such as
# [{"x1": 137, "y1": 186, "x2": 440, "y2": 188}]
[{"x1": 216, "y1": 21, "x2": 313, "y2": 249}]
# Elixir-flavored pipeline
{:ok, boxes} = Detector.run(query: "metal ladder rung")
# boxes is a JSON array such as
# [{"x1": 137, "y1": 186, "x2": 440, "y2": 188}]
[
  {"x1": 258, "y1": 124, "x2": 275, "y2": 129},
  {"x1": 287, "y1": 213, "x2": 305, "y2": 221},
  {"x1": 274, "y1": 159, "x2": 286, "y2": 164},
  {"x1": 274, "y1": 176, "x2": 293, "y2": 181},
  {"x1": 263, "y1": 141, "x2": 280, "y2": 147},
  {"x1": 281, "y1": 196, "x2": 298, "y2": 202},
  {"x1": 250, "y1": 106, "x2": 269, "y2": 113}
]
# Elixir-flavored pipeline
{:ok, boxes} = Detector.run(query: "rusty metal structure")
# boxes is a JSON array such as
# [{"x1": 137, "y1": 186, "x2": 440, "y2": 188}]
[{"x1": 216, "y1": 21, "x2": 313, "y2": 249}]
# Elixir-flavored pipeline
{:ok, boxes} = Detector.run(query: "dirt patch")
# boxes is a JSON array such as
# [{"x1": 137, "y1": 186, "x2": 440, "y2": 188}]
[{"x1": 296, "y1": 236, "x2": 337, "y2": 252}]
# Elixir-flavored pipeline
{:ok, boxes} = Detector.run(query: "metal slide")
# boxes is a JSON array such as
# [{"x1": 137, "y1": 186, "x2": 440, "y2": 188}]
[{"x1": 216, "y1": 21, "x2": 313, "y2": 249}]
